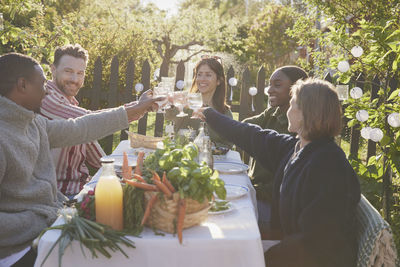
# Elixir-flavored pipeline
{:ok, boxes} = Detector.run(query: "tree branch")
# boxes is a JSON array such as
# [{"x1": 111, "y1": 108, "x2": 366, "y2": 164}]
[
  {"x1": 170, "y1": 40, "x2": 203, "y2": 58},
  {"x1": 170, "y1": 48, "x2": 212, "y2": 64}
]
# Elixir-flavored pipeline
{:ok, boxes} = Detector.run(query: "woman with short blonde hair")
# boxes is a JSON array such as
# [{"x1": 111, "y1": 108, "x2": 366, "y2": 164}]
[{"x1": 197, "y1": 78, "x2": 361, "y2": 267}]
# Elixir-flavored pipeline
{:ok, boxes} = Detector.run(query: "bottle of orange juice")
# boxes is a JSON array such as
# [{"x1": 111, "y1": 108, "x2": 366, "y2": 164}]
[{"x1": 95, "y1": 159, "x2": 123, "y2": 230}]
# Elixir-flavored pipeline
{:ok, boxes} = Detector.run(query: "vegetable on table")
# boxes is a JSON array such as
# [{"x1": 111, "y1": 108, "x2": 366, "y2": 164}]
[
  {"x1": 177, "y1": 198, "x2": 186, "y2": 244},
  {"x1": 141, "y1": 194, "x2": 158, "y2": 226}
]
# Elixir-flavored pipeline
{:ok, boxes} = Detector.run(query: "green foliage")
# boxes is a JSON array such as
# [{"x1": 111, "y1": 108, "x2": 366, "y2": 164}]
[{"x1": 245, "y1": 3, "x2": 299, "y2": 74}]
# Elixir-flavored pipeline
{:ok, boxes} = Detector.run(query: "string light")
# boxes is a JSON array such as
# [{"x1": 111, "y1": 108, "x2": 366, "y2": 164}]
[
  {"x1": 356, "y1": 110, "x2": 369, "y2": 122},
  {"x1": 350, "y1": 87, "x2": 363, "y2": 99},
  {"x1": 176, "y1": 80, "x2": 185, "y2": 90},
  {"x1": 388, "y1": 113, "x2": 400, "y2": 128},
  {"x1": 361, "y1": 127, "x2": 372, "y2": 140},
  {"x1": 351, "y1": 46, "x2": 364, "y2": 57},
  {"x1": 135, "y1": 83, "x2": 144, "y2": 93},
  {"x1": 228, "y1": 77, "x2": 238, "y2": 86},
  {"x1": 370, "y1": 128, "x2": 384, "y2": 142},
  {"x1": 337, "y1": 61, "x2": 350, "y2": 72}
]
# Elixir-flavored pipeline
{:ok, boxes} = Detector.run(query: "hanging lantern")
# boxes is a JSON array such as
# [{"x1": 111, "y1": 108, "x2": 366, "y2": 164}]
[
  {"x1": 176, "y1": 80, "x2": 185, "y2": 90},
  {"x1": 361, "y1": 127, "x2": 372, "y2": 140},
  {"x1": 135, "y1": 83, "x2": 144, "y2": 93},
  {"x1": 350, "y1": 87, "x2": 363, "y2": 99},
  {"x1": 369, "y1": 128, "x2": 383, "y2": 142},
  {"x1": 356, "y1": 110, "x2": 369, "y2": 122},
  {"x1": 351, "y1": 46, "x2": 364, "y2": 57},
  {"x1": 228, "y1": 77, "x2": 238, "y2": 86},
  {"x1": 388, "y1": 113, "x2": 400, "y2": 128},
  {"x1": 249, "y1": 87, "x2": 257, "y2": 112},
  {"x1": 337, "y1": 61, "x2": 350, "y2": 72}
]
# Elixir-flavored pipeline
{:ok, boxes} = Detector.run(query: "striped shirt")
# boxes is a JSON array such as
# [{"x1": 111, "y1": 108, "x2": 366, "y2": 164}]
[{"x1": 40, "y1": 81, "x2": 105, "y2": 195}]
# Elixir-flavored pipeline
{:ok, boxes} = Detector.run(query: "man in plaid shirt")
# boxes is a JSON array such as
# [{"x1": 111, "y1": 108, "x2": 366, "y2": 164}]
[{"x1": 40, "y1": 44, "x2": 104, "y2": 198}]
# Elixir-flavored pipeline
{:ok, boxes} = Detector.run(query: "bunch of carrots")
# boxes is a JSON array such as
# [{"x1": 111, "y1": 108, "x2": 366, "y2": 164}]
[{"x1": 121, "y1": 152, "x2": 186, "y2": 244}]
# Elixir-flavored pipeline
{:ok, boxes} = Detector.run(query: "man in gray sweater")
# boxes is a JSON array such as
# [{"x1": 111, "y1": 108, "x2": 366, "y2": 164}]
[{"x1": 0, "y1": 53, "x2": 160, "y2": 266}]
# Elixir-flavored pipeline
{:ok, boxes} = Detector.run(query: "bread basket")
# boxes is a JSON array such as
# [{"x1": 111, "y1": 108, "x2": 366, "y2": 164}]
[{"x1": 126, "y1": 131, "x2": 163, "y2": 150}]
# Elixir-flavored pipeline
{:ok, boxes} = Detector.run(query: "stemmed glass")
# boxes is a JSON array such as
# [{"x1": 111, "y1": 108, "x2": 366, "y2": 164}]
[
  {"x1": 173, "y1": 91, "x2": 188, "y2": 117},
  {"x1": 187, "y1": 93, "x2": 203, "y2": 118},
  {"x1": 160, "y1": 77, "x2": 175, "y2": 109},
  {"x1": 153, "y1": 85, "x2": 168, "y2": 113}
]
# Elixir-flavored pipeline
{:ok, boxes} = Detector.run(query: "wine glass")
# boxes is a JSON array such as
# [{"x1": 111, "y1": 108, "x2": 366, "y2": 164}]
[
  {"x1": 173, "y1": 91, "x2": 188, "y2": 117},
  {"x1": 187, "y1": 93, "x2": 203, "y2": 118},
  {"x1": 153, "y1": 86, "x2": 168, "y2": 113}
]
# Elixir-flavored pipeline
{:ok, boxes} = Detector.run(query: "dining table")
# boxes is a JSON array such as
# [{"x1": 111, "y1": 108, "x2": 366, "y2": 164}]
[{"x1": 34, "y1": 140, "x2": 265, "y2": 267}]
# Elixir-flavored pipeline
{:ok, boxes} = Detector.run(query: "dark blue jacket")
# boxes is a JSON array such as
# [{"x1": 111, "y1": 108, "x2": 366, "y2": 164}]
[{"x1": 204, "y1": 108, "x2": 361, "y2": 267}]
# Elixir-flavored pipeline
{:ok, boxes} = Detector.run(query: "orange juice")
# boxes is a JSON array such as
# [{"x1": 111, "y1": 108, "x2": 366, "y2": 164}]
[{"x1": 95, "y1": 160, "x2": 123, "y2": 230}]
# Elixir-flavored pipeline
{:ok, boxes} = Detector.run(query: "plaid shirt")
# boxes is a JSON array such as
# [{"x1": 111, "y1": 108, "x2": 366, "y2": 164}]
[{"x1": 40, "y1": 81, "x2": 105, "y2": 195}]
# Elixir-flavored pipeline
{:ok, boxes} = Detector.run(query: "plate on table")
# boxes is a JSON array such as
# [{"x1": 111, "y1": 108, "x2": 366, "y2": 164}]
[
  {"x1": 101, "y1": 154, "x2": 138, "y2": 168},
  {"x1": 224, "y1": 184, "x2": 249, "y2": 200},
  {"x1": 213, "y1": 161, "x2": 248, "y2": 174},
  {"x1": 208, "y1": 200, "x2": 234, "y2": 215}
]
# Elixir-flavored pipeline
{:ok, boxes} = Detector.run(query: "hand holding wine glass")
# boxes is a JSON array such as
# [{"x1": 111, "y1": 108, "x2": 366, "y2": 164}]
[{"x1": 187, "y1": 93, "x2": 203, "y2": 119}]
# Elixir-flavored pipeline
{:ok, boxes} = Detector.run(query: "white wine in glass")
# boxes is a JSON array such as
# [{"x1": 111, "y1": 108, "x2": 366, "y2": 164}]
[
  {"x1": 188, "y1": 93, "x2": 203, "y2": 118},
  {"x1": 173, "y1": 91, "x2": 188, "y2": 117}
]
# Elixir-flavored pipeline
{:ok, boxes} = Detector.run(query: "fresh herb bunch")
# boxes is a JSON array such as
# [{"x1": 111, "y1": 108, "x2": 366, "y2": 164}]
[
  {"x1": 142, "y1": 138, "x2": 226, "y2": 202},
  {"x1": 122, "y1": 184, "x2": 144, "y2": 234},
  {"x1": 38, "y1": 207, "x2": 135, "y2": 267}
]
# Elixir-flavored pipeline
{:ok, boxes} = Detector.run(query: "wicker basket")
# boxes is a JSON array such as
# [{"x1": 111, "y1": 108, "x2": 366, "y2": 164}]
[
  {"x1": 144, "y1": 191, "x2": 209, "y2": 233},
  {"x1": 126, "y1": 131, "x2": 163, "y2": 149}
]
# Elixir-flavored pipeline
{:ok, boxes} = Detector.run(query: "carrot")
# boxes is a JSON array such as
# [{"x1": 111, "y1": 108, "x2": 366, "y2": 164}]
[
  {"x1": 141, "y1": 194, "x2": 158, "y2": 226},
  {"x1": 132, "y1": 173, "x2": 146, "y2": 183},
  {"x1": 134, "y1": 151, "x2": 145, "y2": 176},
  {"x1": 122, "y1": 152, "x2": 130, "y2": 179},
  {"x1": 150, "y1": 170, "x2": 161, "y2": 182},
  {"x1": 152, "y1": 179, "x2": 172, "y2": 198},
  {"x1": 162, "y1": 171, "x2": 175, "y2": 193},
  {"x1": 123, "y1": 179, "x2": 158, "y2": 191},
  {"x1": 177, "y1": 198, "x2": 186, "y2": 244}
]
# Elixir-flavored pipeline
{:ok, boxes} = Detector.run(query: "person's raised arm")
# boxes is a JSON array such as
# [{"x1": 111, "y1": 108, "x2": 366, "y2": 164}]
[
  {"x1": 195, "y1": 107, "x2": 296, "y2": 173},
  {"x1": 46, "y1": 90, "x2": 163, "y2": 148}
]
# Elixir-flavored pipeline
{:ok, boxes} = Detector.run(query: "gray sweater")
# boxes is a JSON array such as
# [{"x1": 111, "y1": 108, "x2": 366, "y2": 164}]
[{"x1": 0, "y1": 96, "x2": 129, "y2": 258}]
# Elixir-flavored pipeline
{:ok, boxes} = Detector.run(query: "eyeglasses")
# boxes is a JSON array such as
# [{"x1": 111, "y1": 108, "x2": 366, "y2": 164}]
[{"x1": 201, "y1": 55, "x2": 222, "y2": 64}]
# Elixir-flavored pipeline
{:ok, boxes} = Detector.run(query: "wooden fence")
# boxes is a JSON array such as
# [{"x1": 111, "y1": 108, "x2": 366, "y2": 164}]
[{"x1": 76, "y1": 55, "x2": 398, "y2": 221}]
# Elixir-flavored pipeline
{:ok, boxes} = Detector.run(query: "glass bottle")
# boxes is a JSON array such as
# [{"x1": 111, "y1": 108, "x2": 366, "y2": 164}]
[
  {"x1": 95, "y1": 159, "x2": 123, "y2": 230},
  {"x1": 193, "y1": 122, "x2": 206, "y2": 151},
  {"x1": 198, "y1": 136, "x2": 214, "y2": 169}
]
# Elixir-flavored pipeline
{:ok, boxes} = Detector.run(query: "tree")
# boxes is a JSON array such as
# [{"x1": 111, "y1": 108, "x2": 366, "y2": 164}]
[
  {"x1": 245, "y1": 3, "x2": 300, "y2": 74},
  {"x1": 143, "y1": 5, "x2": 236, "y2": 77}
]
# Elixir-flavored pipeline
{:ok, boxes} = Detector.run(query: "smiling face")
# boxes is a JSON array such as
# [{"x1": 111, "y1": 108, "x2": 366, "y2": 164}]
[
  {"x1": 51, "y1": 55, "x2": 86, "y2": 98},
  {"x1": 195, "y1": 64, "x2": 220, "y2": 96},
  {"x1": 267, "y1": 70, "x2": 292, "y2": 111}
]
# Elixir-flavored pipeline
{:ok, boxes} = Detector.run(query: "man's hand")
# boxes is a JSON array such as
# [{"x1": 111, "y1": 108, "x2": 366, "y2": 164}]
[{"x1": 126, "y1": 90, "x2": 165, "y2": 121}]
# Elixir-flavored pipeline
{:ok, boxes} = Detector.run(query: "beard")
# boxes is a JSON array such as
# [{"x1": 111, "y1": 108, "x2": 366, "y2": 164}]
[{"x1": 55, "y1": 77, "x2": 81, "y2": 97}]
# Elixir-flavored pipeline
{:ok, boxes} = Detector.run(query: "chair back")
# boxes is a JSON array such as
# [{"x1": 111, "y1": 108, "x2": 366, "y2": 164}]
[{"x1": 356, "y1": 195, "x2": 398, "y2": 267}]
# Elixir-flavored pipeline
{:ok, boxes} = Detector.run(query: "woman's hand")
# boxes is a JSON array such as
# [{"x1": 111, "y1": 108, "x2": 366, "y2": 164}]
[{"x1": 191, "y1": 106, "x2": 207, "y2": 121}]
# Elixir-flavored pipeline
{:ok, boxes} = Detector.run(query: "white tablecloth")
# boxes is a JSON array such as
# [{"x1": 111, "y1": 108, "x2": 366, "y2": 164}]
[{"x1": 35, "y1": 141, "x2": 265, "y2": 267}]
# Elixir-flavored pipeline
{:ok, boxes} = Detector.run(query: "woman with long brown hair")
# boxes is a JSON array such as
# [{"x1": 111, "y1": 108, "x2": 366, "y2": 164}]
[{"x1": 166, "y1": 56, "x2": 232, "y2": 148}]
